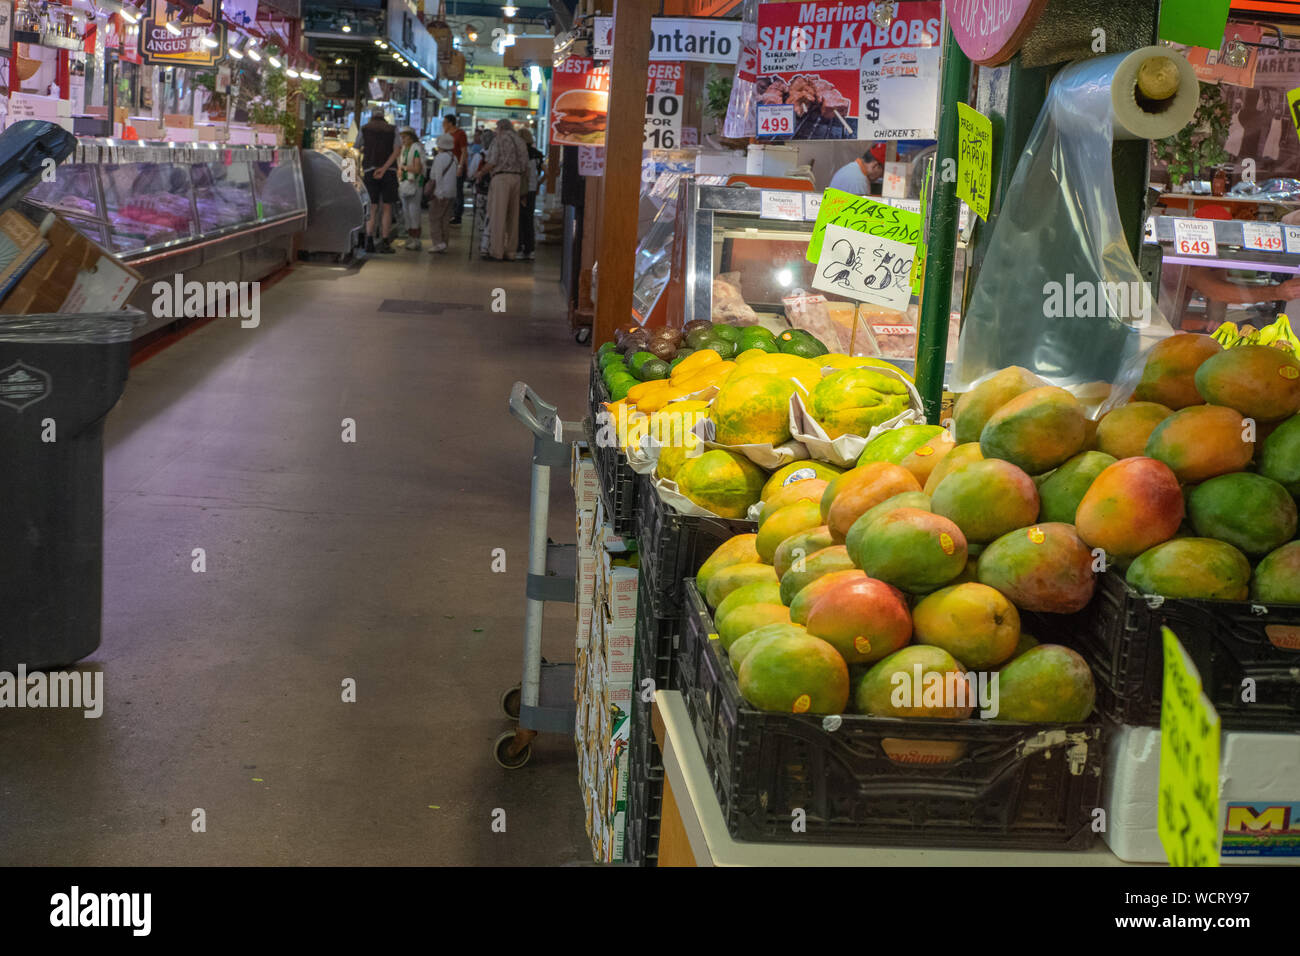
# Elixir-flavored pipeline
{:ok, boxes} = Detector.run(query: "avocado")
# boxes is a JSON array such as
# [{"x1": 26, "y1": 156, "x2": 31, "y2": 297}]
[
  {"x1": 685, "y1": 328, "x2": 715, "y2": 351},
  {"x1": 637, "y1": 358, "x2": 671, "y2": 381},
  {"x1": 710, "y1": 324, "x2": 742, "y2": 343}
]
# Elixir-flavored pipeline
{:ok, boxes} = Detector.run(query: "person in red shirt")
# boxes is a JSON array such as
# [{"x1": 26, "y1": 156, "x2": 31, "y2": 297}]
[{"x1": 443, "y1": 114, "x2": 469, "y2": 225}]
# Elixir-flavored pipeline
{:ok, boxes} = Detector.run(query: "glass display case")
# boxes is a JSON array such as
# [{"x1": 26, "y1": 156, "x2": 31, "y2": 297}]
[
  {"x1": 681, "y1": 182, "x2": 960, "y2": 370},
  {"x1": 631, "y1": 197, "x2": 678, "y2": 323},
  {"x1": 27, "y1": 143, "x2": 307, "y2": 259}
]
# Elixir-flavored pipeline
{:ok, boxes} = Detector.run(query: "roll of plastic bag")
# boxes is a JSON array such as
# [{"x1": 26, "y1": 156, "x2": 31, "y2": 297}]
[{"x1": 954, "y1": 47, "x2": 1200, "y2": 397}]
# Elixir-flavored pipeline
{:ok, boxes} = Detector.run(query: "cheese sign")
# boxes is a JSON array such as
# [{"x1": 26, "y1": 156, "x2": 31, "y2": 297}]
[{"x1": 1158, "y1": 627, "x2": 1222, "y2": 867}]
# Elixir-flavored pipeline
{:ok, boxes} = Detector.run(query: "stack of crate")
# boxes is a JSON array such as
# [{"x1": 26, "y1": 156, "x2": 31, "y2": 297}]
[{"x1": 572, "y1": 445, "x2": 636, "y2": 863}]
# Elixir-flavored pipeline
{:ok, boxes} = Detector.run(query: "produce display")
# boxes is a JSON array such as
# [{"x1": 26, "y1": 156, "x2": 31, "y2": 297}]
[{"x1": 685, "y1": 331, "x2": 1300, "y2": 721}]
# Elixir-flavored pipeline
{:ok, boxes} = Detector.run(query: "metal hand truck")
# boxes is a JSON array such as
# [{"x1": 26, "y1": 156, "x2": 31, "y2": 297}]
[{"x1": 495, "y1": 383, "x2": 585, "y2": 768}]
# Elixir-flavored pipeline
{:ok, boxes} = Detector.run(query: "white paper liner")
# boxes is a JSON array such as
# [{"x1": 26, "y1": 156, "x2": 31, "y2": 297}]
[
  {"x1": 789, "y1": 366, "x2": 927, "y2": 467},
  {"x1": 692, "y1": 414, "x2": 810, "y2": 470}
]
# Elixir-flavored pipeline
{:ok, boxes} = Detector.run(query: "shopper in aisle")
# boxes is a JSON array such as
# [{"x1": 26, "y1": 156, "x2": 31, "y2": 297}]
[
  {"x1": 475, "y1": 118, "x2": 529, "y2": 261},
  {"x1": 356, "y1": 110, "x2": 401, "y2": 254},
  {"x1": 517, "y1": 128, "x2": 545, "y2": 261},
  {"x1": 443, "y1": 114, "x2": 469, "y2": 225},
  {"x1": 397, "y1": 127, "x2": 425, "y2": 251},
  {"x1": 828, "y1": 142, "x2": 886, "y2": 196},
  {"x1": 425, "y1": 133, "x2": 458, "y2": 254},
  {"x1": 470, "y1": 130, "x2": 493, "y2": 256}
]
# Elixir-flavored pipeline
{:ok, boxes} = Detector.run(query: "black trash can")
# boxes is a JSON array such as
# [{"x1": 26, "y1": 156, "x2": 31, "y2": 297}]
[{"x1": 0, "y1": 310, "x2": 143, "y2": 670}]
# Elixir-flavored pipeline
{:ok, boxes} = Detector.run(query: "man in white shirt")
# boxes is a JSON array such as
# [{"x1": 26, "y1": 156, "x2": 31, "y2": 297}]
[
  {"x1": 828, "y1": 142, "x2": 886, "y2": 196},
  {"x1": 476, "y1": 119, "x2": 529, "y2": 261}
]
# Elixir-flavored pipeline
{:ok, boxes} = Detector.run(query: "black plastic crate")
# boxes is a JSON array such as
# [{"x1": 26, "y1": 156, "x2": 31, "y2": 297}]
[
  {"x1": 635, "y1": 562, "x2": 683, "y2": 692},
  {"x1": 636, "y1": 472, "x2": 756, "y2": 618},
  {"x1": 679, "y1": 580, "x2": 1106, "y2": 850},
  {"x1": 587, "y1": 357, "x2": 639, "y2": 539},
  {"x1": 1073, "y1": 571, "x2": 1300, "y2": 730}
]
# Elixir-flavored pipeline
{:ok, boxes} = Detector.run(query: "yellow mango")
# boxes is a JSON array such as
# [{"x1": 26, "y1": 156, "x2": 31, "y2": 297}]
[
  {"x1": 637, "y1": 385, "x2": 694, "y2": 414},
  {"x1": 626, "y1": 378, "x2": 674, "y2": 404},
  {"x1": 670, "y1": 348, "x2": 723, "y2": 382},
  {"x1": 674, "y1": 360, "x2": 737, "y2": 395}
]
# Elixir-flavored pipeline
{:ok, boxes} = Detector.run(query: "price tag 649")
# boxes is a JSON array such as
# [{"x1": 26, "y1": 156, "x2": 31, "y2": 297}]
[
  {"x1": 1174, "y1": 218, "x2": 1218, "y2": 257},
  {"x1": 757, "y1": 104, "x2": 795, "y2": 137}
]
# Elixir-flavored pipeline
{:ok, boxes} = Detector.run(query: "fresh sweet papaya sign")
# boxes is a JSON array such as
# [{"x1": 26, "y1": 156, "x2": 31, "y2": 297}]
[
  {"x1": 956, "y1": 103, "x2": 992, "y2": 222},
  {"x1": 1158, "y1": 626, "x2": 1222, "y2": 867}
]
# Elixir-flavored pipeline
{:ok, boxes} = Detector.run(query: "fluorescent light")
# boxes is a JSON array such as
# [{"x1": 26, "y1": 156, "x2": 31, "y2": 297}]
[
  {"x1": 287, "y1": 69, "x2": 299, "y2": 77},
  {"x1": 269, "y1": 55, "x2": 281, "y2": 67},
  {"x1": 164, "y1": 20, "x2": 180, "y2": 35},
  {"x1": 120, "y1": 9, "x2": 138, "y2": 23},
  {"x1": 247, "y1": 45, "x2": 261, "y2": 61},
  {"x1": 229, "y1": 47, "x2": 244, "y2": 58},
  {"x1": 341, "y1": 23, "x2": 351, "y2": 32},
  {"x1": 201, "y1": 35, "x2": 218, "y2": 47},
  {"x1": 503, "y1": 4, "x2": 518, "y2": 15}
]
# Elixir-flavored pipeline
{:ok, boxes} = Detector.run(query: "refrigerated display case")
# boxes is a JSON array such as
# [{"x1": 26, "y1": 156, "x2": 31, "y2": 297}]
[
  {"x1": 679, "y1": 182, "x2": 961, "y2": 372},
  {"x1": 26, "y1": 142, "x2": 307, "y2": 337}
]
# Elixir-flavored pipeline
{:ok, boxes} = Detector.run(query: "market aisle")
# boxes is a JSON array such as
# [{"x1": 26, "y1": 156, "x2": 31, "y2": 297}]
[{"x1": 0, "y1": 225, "x2": 595, "y2": 865}]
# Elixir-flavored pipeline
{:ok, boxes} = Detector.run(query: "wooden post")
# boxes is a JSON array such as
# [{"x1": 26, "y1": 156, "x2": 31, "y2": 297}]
[{"x1": 592, "y1": 0, "x2": 654, "y2": 348}]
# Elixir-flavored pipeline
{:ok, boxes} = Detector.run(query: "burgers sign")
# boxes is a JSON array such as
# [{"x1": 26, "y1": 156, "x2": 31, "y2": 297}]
[{"x1": 549, "y1": 57, "x2": 610, "y2": 147}]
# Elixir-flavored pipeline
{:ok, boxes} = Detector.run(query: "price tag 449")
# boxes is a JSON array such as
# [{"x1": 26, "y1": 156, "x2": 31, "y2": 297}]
[{"x1": 1174, "y1": 218, "x2": 1218, "y2": 257}]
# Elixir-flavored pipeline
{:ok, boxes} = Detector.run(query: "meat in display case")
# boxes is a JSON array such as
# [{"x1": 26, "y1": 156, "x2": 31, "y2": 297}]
[{"x1": 681, "y1": 182, "x2": 959, "y2": 371}]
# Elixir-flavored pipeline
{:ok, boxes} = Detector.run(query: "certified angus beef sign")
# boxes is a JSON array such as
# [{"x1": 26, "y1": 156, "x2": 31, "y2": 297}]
[{"x1": 944, "y1": 0, "x2": 1048, "y2": 66}]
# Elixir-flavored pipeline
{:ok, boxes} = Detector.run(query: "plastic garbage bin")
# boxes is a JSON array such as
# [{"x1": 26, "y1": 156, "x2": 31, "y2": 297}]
[{"x1": 0, "y1": 309, "x2": 144, "y2": 670}]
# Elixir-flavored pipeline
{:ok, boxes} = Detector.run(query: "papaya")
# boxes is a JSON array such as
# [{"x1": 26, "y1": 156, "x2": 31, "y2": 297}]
[
  {"x1": 811, "y1": 368, "x2": 911, "y2": 438},
  {"x1": 711, "y1": 372, "x2": 799, "y2": 446},
  {"x1": 675, "y1": 448, "x2": 767, "y2": 518}
]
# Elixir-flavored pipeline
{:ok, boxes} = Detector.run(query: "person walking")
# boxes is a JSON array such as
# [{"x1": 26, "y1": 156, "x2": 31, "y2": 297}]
[
  {"x1": 517, "y1": 128, "x2": 545, "y2": 261},
  {"x1": 443, "y1": 114, "x2": 468, "y2": 225},
  {"x1": 356, "y1": 110, "x2": 401, "y2": 254},
  {"x1": 475, "y1": 118, "x2": 528, "y2": 261},
  {"x1": 396, "y1": 127, "x2": 425, "y2": 250},
  {"x1": 425, "y1": 133, "x2": 458, "y2": 254}
]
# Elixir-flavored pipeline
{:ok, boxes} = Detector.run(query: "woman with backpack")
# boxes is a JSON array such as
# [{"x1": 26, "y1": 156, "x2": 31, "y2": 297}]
[
  {"x1": 396, "y1": 127, "x2": 425, "y2": 250},
  {"x1": 425, "y1": 133, "x2": 459, "y2": 254}
]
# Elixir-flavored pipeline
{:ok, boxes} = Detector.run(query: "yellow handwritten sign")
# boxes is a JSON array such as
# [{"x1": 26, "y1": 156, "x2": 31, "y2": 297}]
[
  {"x1": 1288, "y1": 87, "x2": 1300, "y2": 146},
  {"x1": 805, "y1": 188, "x2": 921, "y2": 264},
  {"x1": 956, "y1": 103, "x2": 993, "y2": 222},
  {"x1": 1158, "y1": 627, "x2": 1222, "y2": 867}
]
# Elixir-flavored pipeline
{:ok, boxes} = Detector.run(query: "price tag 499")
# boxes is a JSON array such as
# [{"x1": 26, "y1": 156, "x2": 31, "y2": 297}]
[
  {"x1": 1174, "y1": 218, "x2": 1218, "y2": 257},
  {"x1": 757, "y1": 104, "x2": 795, "y2": 137}
]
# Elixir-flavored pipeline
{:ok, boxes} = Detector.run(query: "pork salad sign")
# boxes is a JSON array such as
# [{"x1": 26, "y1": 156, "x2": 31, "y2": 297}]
[{"x1": 756, "y1": 0, "x2": 942, "y2": 141}]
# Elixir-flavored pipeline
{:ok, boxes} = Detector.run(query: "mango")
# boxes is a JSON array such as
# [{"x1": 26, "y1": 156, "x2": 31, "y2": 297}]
[
  {"x1": 714, "y1": 580, "x2": 784, "y2": 630},
  {"x1": 825, "y1": 461, "x2": 923, "y2": 543},
  {"x1": 758, "y1": 478, "x2": 829, "y2": 527},
  {"x1": 1252, "y1": 542, "x2": 1300, "y2": 604},
  {"x1": 738, "y1": 632, "x2": 849, "y2": 714},
  {"x1": 704, "y1": 562, "x2": 780, "y2": 610},
  {"x1": 929, "y1": 458, "x2": 1040, "y2": 544},
  {"x1": 848, "y1": 507, "x2": 968, "y2": 593},
  {"x1": 1258, "y1": 413, "x2": 1300, "y2": 495},
  {"x1": 804, "y1": 576, "x2": 913, "y2": 665},
  {"x1": 727, "y1": 622, "x2": 807, "y2": 671},
  {"x1": 1095, "y1": 402, "x2": 1172, "y2": 460},
  {"x1": 980, "y1": 386, "x2": 1087, "y2": 475},
  {"x1": 900, "y1": 431, "x2": 957, "y2": 486},
  {"x1": 977, "y1": 522, "x2": 1097, "y2": 613},
  {"x1": 844, "y1": 491, "x2": 932, "y2": 560},
  {"x1": 772, "y1": 525, "x2": 834, "y2": 580},
  {"x1": 696, "y1": 534, "x2": 760, "y2": 596},
  {"x1": 1133, "y1": 333, "x2": 1221, "y2": 409},
  {"x1": 993, "y1": 645, "x2": 1095, "y2": 722},
  {"x1": 778, "y1": 545, "x2": 857, "y2": 605},
  {"x1": 717, "y1": 603, "x2": 793, "y2": 650},
  {"x1": 857, "y1": 423, "x2": 945, "y2": 466},
  {"x1": 756, "y1": 499, "x2": 823, "y2": 563},
  {"x1": 952, "y1": 366, "x2": 1047, "y2": 443},
  {"x1": 1074, "y1": 457, "x2": 1184, "y2": 562},
  {"x1": 1126, "y1": 537, "x2": 1251, "y2": 601},
  {"x1": 1144, "y1": 404, "x2": 1253, "y2": 483},
  {"x1": 924, "y1": 441, "x2": 984, "y2": 494},
  {"x1": 1037, "y1": 450, "x2": 1117, "y2": 524},
  {"x1": 1194, "y1": 344, "x2": 1300, "y2": 422},
  {"x1": 912, "y1": 582, "x2": 1021, "y2": 669},
  {"x1": 856, "y1": 645, "x2": 974, "y2": 719},
  {"x1": 788, "y1": 569, "x2": 869, "y2": 625},
  {"x1": 1186, "y1": 472, "x2": 1297, "y2": 557}
]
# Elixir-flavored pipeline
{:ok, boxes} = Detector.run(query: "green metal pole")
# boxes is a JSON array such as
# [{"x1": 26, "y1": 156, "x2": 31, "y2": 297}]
[{"x1": 915, "y1": 26, "x2": 972, "y2": 424}]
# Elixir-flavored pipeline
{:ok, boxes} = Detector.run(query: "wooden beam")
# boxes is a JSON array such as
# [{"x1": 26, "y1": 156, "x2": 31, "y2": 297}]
[{"x1": 593, "y1": 0, "x2": 655, "y2": 349}]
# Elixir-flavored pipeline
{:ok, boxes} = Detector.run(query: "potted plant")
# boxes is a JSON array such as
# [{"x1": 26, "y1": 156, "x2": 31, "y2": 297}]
[{"x1": 1155, "y1": 81, "x2": 1231, "y2": 190}]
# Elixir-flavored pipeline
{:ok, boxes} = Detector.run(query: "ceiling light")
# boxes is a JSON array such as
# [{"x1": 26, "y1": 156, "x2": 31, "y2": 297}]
[
  {"x1": 341, "y1": 23, "x2": 351, "y2": 32},
  {"x1": 120, "y1": 9, "x2": 138, "y2": 23},
  {"x1": 467, "y1": 30, "x2": 477, "y2": 41},
  {"x1": 287, "y1": 69, "x2": 299, "y2": 77},
  {"x1": 503, "y1": 4, "x2": 518, "y2": 15},
  {"x1": 269, "y1": 55, "x2": 281, "y2": 67},
  {"x1": 229, "y1": 47, "x2": 244, "y2": 58},
  {"x1": 247, "y1": 45, "x2": 261, "y2": 61},
  {"x1": 334, "y1": 57, "x2": 342, "y2": 64},
  {"x1": 374, "y1": 38, "x2": 382, "y2": 45},
  {"x1": 201, "y1": 35, "x2": 218, "y2": 47},
  {"x1": 871, "y1": 1, "x2": 896, "y2": 27},
  {"x1": 164, "y1": 20, "x2": 180, "y2": 35}
]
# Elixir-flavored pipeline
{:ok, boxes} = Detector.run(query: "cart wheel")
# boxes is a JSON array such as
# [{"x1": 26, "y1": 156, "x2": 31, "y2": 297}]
[
  {"x1": 501, "y1": 685, "x2": 521, "y2": 719},
  {"x1": 493, "y1": 730, "x2": 532, "y2": 769},
  {"x1": 574, "y1": 327, "x2": 591, "y2": 345}
]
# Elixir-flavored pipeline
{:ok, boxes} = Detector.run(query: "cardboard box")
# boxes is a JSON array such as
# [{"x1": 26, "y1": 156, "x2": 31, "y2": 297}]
[
  {"x1": 195, "y1": 125, "x2": 223, "y2": 142},
  {"x1": 164, "y1": 113, "x2": 194, "y2": 129},
  {"x1": 127, "y1": 116, "x2": 164, "y2": 139},
  {"x1": 0, "y1": 208, "x2": 142, "y2": 315},
  {"x1": 598, "y1": 601, "x2": 635, "y2": 671},
  {"x1": 599, "y1": 550, "x2": 638, "y2": 624},
  {"x1": 571, "y1": 445, "x2": 601, "y2": 512},
  {"x1": 164, "y1": 127, "x2": 198, "y2": 142}
]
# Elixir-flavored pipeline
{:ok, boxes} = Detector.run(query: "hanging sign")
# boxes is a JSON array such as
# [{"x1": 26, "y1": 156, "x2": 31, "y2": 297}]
[
  {"x1": 548, "y1": 56, "x2": 610, "y2": 147},
  {"x1": 459, "y1": 67, "x2": 540, "y2": 109},
  {"x1": 140, "y1": 0, "x2": 224, "y2": 67},
  {"x1": 593, "y1": 16, "x2": 743, "y2": 64},
  {"x1": 1159, "y1": 0, "x2": 1231, "y2": 51},
  {"x1": 644, "y1": 63, "x2": 684, "y2": 150},
  {"x1": 812, "y1": 223, "x2": 916, "y2": 311},
  {"x1": 1157, "y1": 627, "x2": 1222, "y2": 867},
  {"x1": 956, "y1": 102, "x2": 993, "y2": 221},
  {"x1": 944, "y1": 0, "x2": 1049, "y2": 67},
  {"x1": 756, "y1": 0, "x2": 942, "y2": 141}
]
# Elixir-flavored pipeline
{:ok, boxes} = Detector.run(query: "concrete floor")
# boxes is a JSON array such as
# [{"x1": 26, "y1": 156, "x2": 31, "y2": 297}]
[{"x1": 0, "y1": 225, "x2": 595, "y2": 865}]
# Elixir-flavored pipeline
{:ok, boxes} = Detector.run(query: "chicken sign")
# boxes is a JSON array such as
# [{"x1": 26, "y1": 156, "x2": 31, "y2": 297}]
[{"x1": 756, "y1": 0, "x2": 942, "y2": 141}]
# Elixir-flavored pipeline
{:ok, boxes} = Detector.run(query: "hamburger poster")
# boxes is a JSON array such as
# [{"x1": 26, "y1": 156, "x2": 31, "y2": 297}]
[{"x1": 549, "y1": 57, "x2": 611, "y2": 147}]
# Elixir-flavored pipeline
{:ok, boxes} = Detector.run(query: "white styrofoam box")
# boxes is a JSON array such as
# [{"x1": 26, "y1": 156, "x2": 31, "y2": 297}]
[
  {"x1": 1102, "y1": 724, "x2": 1300, "y2": 864},
  {"x1": 695, "y1": 148, "x2": 747, "y2": 176},
  {"x1": 165, "y1": 127, "x2": 198, "y2": 142},
  {"x1": 599, "y1": 551, "x2": 638, "y2": 623},
  {"x1": 571, "y1": 445, "x2": 601, "y2": 512},
  {"x1": 10, "y1": 92, "x2": 71, "y2": 119},
  {"x1": 227, "y1": 125, "x2": 255, "y2": 145},
  {"x1": 255, "y1": 131, "x2": 280, "y2": 146},
  {"x1": 746, "y1": 143, "x2": 798, "y2": 176}
]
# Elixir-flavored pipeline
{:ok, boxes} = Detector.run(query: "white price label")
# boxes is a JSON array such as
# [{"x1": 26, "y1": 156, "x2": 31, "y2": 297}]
[
  {"x1": 1242, "y1": 222, "x2": 1284, "y2": 252},
  {"x1": 812, "y1": 223, "x2": 916, "y2": 312},
  {"x1": 643, "y1": 92, "x2": 682, "y2": 150},
  {"x1": 1285, "y1": 225, "x2": 1300, "y2": 255},
  {"x1": 756, "y1": 103, "x2": 795, "y2": 137},
  {"x1": 803, "y1": 192, "x2": 822, "y2": 221},
  {"x1": 1174, "y1": 218, "x2": 1218, "y2": 257},
  {"x1": 761, "y1": 190, "x2": 804, "y2": 221}
]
